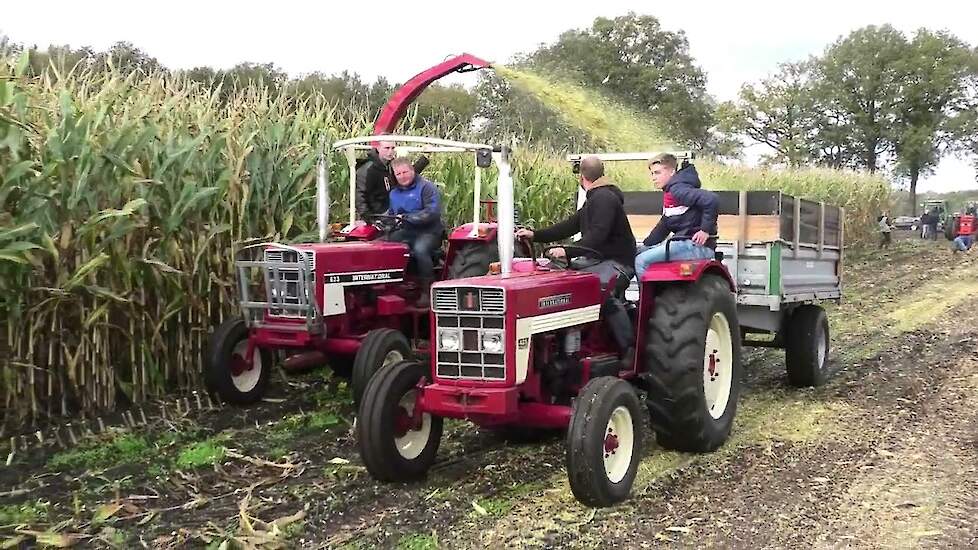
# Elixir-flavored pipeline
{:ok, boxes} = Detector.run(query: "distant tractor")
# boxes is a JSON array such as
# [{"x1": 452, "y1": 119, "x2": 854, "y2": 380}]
[
  {"x1": 921, "y1": 199, "x2": 955, "y2": 240},
  {"x1": 206, "y1": 136, "x2": 512, "y2": 405},
  {"x1": 357, "y1": 151, "x2": 845, "y2": 507}
]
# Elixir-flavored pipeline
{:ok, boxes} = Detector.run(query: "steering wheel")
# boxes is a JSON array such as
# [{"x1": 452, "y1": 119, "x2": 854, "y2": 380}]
[
  {"x1": 365, "y1": 214, "x2": 403, "y2": 230},
  {"x1": 542, "y1": 244, "x2": 604, "y2": 269}
]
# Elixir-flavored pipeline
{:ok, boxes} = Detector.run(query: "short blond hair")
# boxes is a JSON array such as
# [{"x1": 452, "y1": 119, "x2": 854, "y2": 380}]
[
  {"x1": 390, "y1": 157, "x2": 414, "y2": 170},
  {"x1": 649, "y1": 153, "x2": 678, "y2": 171}
]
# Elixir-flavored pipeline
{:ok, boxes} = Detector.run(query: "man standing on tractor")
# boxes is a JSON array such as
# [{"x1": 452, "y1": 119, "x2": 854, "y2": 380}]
[
  {"x1": 633, "y1": 153, "x2": 719, "y2": 275},
  {"x1": 387, "y1": 157, "x2": 443, "y2": 306},
  {"x1": 355, "y1": 139, "x2": 429, "y2": 221},
  {"x1": 515, "y1": 156, "x2": 637, "y2": 364}
]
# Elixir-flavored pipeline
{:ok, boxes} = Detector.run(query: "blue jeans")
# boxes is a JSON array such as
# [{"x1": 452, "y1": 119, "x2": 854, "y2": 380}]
[
  {"x1": 635, "y1": 240, "x2": 715, "y2": 276},
  {"x1": 389, "y1": 227, "x2": 442, "y2": 278},
  {"x1": 952, "y1": 235, "x2": 973, "y2": 252}
]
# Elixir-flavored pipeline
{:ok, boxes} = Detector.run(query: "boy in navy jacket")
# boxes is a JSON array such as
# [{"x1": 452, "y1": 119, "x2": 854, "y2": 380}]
[{"x1": 634, "y1": 153, "x2": 719, "y2": 276}]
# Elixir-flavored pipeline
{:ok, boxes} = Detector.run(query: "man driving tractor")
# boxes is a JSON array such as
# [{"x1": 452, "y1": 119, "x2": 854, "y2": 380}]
[
  {"x1": 515, "y1": 155, "x2": 637, "y2": 363},
  {"x1": 387, "y1": 157, "x2": 444, "y2": 306}
]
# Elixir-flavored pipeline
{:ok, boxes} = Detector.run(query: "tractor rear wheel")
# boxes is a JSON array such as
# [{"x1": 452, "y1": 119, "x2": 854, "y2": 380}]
[
  {"x1": 643, "y1": 274, "x2": 742, "y2": 452},
  {"x1": 784, "y1": 304, "x2": 830, "y2": 387},
  {"x1": 204, "y1": 317, "x2": 272, "y2": 405},
  {"x1": 352, "y1": 328, "x2": 412, "y2": 406},
  {"x1": 357, "y1": 360, "x2": 442, "y2": 481},
  {"x1": 448, "y1": 240, "x2": 499, "y2": 279},
  {"x1": 566, "y1": 377, "x2": 644, "y2": 507}
]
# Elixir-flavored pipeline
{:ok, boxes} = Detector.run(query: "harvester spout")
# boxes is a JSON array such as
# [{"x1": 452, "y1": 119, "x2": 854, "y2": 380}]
[{"x1": 373, "y1": 53, "x2": 492, "y2": 135}]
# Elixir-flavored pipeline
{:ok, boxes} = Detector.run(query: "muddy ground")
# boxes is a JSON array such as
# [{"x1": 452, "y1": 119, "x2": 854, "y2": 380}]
[{"x1": 2, "y1": 233, "x2": 978, "y2": 549}]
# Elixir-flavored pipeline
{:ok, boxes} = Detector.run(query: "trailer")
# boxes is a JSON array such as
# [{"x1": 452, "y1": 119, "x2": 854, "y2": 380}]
[{"x1": 623, "y1": 189, "x2": 843, "y2": 386}]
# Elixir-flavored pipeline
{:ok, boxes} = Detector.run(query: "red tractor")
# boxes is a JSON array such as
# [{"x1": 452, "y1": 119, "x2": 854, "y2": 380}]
[
  {"x1": 357, "y1": 151, "x2": 844, "y2": 507},
  {"x1": 205, "y1": 134, "x2": 516, "y2": 405},
  {"x1": 205, "y1": 55, "x2": 506, "y2": 406}
]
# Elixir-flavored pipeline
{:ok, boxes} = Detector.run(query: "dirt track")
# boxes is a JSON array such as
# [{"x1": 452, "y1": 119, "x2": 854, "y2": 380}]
[{"x1": 2, "y1": 234, "x2": 978, "y2": 549}]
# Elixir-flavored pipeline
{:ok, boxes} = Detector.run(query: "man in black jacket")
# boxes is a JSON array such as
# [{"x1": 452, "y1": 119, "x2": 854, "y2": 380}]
[
  {"x1": 516, "y1": 156, "x2": 637, "y2": 361},
  {"x1": 355, "y1": 139, "x2": 429, "y2": 221}
]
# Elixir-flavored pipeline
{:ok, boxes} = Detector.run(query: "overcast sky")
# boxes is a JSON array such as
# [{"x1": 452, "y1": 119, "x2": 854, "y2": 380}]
[{"x1": 4, "y1": 0, "x2": 977, "y2": 192}]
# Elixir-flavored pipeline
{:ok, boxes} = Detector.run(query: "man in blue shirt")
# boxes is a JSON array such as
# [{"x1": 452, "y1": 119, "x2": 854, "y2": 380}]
[{"x1": 387, "y1": 157, "x2": 443, "y2": 305}]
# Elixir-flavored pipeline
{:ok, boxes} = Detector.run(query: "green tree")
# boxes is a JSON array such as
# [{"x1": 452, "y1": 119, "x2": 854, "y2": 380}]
[
  {"x1": 720, "y1": 61, "x2": 820, "y2": 166},
  {"x1": 407, "y1": 83, "x2": 478, "y2": 137},
  {"x1": 474, "y1": 72, "x2": 595, "y2": 152},
  {"x1": 891, "y1": 30, "x2": 978, "y2": 213},
  {"x1": 814, "y1": 25, "x2": 910, "y2": 172},
  {"x1": 524, "y1": 12, "x2": 713, "y2": 147}
]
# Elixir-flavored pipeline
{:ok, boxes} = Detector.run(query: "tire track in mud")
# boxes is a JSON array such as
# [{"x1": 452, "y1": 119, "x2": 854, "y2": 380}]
[
  {"x1": 335, "y1": 242, "x2": 978, "y2": 549},
  {"x1": 6, "y1": 240, "x2": 978, "y2": 548}
]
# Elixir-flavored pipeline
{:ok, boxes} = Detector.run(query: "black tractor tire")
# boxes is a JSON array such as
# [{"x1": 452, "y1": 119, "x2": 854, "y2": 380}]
[
  {"x1": 357, "y1": 360, "x2": 443, "y2": 481},
  {"x1": 643, "y1": 274, "x2": 743, "y2": 452},
  {"x1": 566, "y1": 377, "x2": 644, "y2": 507},
  {"x1": 946, "y1": 217, "x2": 959, "y2": 241},
  {"x1": 351, "y1": 328, "x2": 412, "y2": 406},
  {"x1": 784, "y1": 305, "x2": 830, "y2": 387},
  {"x1": 204, "y1": 317, "x2": 273, "y2": 405},
  {"x1": 448, "y1": 240, "x2": 499, "y2": 280}
]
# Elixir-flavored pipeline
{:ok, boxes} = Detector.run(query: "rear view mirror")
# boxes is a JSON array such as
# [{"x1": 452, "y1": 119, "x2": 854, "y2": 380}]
[
  {"x1": 476, "y1": 149, "x2": 492, "y2": 168},
  {"x1": 571, "y1": 161, "x2": 581, "y2": 174}
]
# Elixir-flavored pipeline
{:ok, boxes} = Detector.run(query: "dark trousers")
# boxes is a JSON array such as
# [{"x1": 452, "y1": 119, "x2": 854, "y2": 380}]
[
  {"x1": 578, "y1": 260, "x2": 635, "y2": 355},
  {"x1": 389, "y1": 227, "x2": 441, "y2": 279}
]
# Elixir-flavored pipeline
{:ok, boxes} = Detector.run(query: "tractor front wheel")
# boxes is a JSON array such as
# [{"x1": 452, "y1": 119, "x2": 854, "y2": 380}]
[
  {"x1": 352, "y1": 328, "x2": 413, "y2": 406},
  {"x1": 204, "y1": 317, "x2": 272, "y2": 405},
  {"x1": 566, "y1": 377, "x2": 644, "y2": 507},
  {"x1": 357, "y1": 360, "x2": 442, "y2": 481}
]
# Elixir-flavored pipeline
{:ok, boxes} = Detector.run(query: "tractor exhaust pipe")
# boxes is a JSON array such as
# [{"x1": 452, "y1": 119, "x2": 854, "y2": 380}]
[
  {"x1": 495, "y1": 146, "x2": 515, "y2": 274},
  {"x1": 317, "y1": 141, "x2": 330, "y2": 243}
]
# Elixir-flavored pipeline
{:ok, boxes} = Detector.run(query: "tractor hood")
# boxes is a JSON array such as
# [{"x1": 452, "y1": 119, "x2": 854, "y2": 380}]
[
  {"x1": 287, "y1": 241, "x2": 409, "y2": 275},
  {"x1": 431, "y1": 270, "x2": 602, "y2": 318}
]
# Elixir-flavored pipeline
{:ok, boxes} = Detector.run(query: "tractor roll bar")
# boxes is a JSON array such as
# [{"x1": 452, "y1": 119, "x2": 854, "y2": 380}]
[{"x1": 316, "y1": 135, "x2": 507, "y2": 250}]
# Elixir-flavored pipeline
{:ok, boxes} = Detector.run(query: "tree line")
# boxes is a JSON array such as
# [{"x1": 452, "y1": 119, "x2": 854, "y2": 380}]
[{"x1": 4, "y1": 14, "x2": 977, "y2": 211}]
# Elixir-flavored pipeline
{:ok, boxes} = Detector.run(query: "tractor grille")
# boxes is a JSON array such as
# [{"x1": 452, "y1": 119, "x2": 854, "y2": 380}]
[
  {"x1": 264, "y1": 249, "x2": 315, "y2": 270},
  {"x1": 435, "y1": 314, "x2": 506, "y2": 380},
  {"x1": 263, "y1": 248, "x2": 314, "y2": 317},
  {"x1": 431, "y1": 286, "x2": 507, "y2": 381},
  {"x1": 431, "y1": 286, "x2": 505, "y2": 314}
]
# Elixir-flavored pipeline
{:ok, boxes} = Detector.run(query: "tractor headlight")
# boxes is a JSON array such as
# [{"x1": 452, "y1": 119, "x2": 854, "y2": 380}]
[
  {"x1": 481, "y1": 331, "x2": 503, "y2": 353},
  {"x1": 438, "y1": 329, "x2": 460, "y2": 351}
]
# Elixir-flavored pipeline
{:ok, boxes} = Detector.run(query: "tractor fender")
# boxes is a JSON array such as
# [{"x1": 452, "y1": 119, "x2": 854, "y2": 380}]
[
  {"x1": 638, "y1": 260, "x2": 735, "y2": 292},
  {"x1": 447, "y1": 223, "x2": 498, "y2": 242}
]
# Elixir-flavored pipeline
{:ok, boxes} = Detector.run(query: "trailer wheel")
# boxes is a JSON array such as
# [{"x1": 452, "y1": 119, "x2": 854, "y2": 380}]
[
  {"x1": 352, "y1": 329, "x2": 412, "y2": 406},
  {"x1": 784, "y1": 304, "x2": 830, "y2": 387},
  {"x1": 357, "y1": 360, "x2": 442, "y2": 481},
  {"x1": 204, "y1": 317, "x2": 272, "y2": 405},
  {"x1": 643, "y1": 274, "x2": 742, "y2": 452},
  {"x1": 566, "y1": 377, "x2": 644, "y2": 507},
  {"x1": 448, "y1": 240, "x2": 499, "y2": 279}
]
